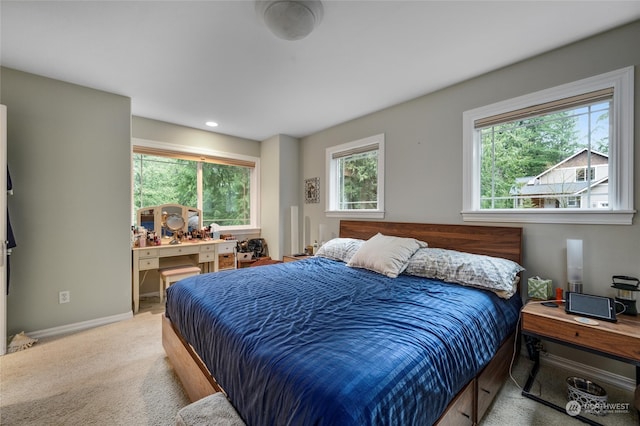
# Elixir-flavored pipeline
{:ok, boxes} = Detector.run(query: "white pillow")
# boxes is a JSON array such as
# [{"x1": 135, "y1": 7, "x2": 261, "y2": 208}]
[
  {"x1": 315, "y1": 238, "x2": 364, "y2": 263},
  {"x1": 347, "y1": 233, "x2": 428, "y2": 278}
]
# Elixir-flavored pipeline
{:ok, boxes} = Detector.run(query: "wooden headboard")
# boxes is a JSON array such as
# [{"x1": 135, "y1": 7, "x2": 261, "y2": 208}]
[{"x1": 339, "y1": 220, "x2": 523, "y2": 265}]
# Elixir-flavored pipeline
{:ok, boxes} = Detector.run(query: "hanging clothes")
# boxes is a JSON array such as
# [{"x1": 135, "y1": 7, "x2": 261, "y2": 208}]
[{"x1": 6, "y1": 167, "x2": 16, "y2": 294}]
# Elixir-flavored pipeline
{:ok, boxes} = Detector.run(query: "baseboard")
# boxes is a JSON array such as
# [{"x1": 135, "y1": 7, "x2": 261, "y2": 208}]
[
  {"x1": 541, "y1": 352, "x2": 636, "y2": 392},
  {"x1": 29, "y1": 311, "x2": 134, "y2": 340}
]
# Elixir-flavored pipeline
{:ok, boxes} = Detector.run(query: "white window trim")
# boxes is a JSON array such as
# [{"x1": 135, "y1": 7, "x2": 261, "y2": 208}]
[
  {"x1": 462, "y1": 67, "x2": 635, "y2": 225},
  {"x1": 131, "y1": 138, "x2": 261, "y2": 232},
  {"x1": 325, "y1": 134, "x2": 385, "y2": 219}
]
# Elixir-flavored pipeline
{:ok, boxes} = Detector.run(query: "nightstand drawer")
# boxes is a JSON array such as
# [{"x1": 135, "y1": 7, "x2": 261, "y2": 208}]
[
  {"x1": 283, "y1": 255, "x2": 314, "y2": 262},
  {"x1": 522, "y1": 310, "x2": 640, "y2": 362}
]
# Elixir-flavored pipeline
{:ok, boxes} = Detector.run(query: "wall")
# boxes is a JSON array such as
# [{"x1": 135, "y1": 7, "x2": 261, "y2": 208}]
[
  {"x1": 260, "y1": 134, "x2": 300, "y2": 260},
  {"x1": 300, "y1": 21, "x2": 640, "y2": 379},
  {"x1": 0, "y1": 67, "x2": 132, "y2": 335},
  {"x1": 133, "y1": 116, "x2": 260, "y2": 158}
]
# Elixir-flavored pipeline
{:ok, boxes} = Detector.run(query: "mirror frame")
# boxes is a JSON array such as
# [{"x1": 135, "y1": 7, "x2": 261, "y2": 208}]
[{"x1": 136, "y1": 204, "x2": 202, "y2": 239}]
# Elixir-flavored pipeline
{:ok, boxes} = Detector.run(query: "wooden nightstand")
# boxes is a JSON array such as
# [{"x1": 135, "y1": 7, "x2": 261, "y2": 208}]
[
  {"x1": 521, "y1": 301, "x2": 640, "y2": 423},
  {"x1": 282, "y1": 254, "x2": 314, "y2": 262}
]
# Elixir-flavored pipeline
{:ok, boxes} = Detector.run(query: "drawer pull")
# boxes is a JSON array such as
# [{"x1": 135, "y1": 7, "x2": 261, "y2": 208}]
[
  {"x1": 481, "y1": 387, "x2": 491, "y2": 394},
  {"x1": 460, "y1": 412, "x2": 470, "y2": 419},
  {"x1": 575, "y1": 332, "x2": 579, "y2": 337}
]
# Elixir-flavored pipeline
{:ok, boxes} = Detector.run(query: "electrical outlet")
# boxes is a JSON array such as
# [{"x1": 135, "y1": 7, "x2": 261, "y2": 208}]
[{"x1": 59, "y1": 291, "x2": 70, "y2": 304}]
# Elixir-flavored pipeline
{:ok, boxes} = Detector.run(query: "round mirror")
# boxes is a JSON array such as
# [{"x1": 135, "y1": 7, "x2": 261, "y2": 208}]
[{"x1": 163, "y1": 212, "x2": 186, "y2": 245}]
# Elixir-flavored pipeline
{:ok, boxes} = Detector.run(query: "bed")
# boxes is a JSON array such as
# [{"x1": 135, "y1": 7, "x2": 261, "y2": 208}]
[{"x1": 163, "y1": 220, "x2": 524, "y2": 425}]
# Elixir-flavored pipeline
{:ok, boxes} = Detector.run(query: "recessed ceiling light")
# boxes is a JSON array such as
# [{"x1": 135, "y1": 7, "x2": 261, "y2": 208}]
[{"x1": 205, "y1": 121, "x2": 218, "y2": 127}]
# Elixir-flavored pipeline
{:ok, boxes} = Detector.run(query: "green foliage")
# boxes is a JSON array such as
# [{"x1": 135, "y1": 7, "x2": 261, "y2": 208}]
[
  {"x1": 202, "y1": 163, "x2": 250, "y2": 226},
  {"x1": 133, "y1": 154, "x2": 251, "y2": 226},
  {"x1": 339, "y1": 151, "x2": 378, "y2": 209},
  {"x1": 133, "y1": 155, "x2": 196, "y2": 208}
]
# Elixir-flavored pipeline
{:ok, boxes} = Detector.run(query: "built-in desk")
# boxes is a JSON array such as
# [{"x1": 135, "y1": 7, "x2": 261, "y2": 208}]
[{"x1": 132, "y1": 239, "x2": 236, "y2": 312}]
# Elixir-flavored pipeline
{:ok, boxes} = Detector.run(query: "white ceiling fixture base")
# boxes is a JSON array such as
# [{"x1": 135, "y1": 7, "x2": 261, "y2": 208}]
[{"x1": 256, "y1": 0, "x2": 324, "y2": 41}]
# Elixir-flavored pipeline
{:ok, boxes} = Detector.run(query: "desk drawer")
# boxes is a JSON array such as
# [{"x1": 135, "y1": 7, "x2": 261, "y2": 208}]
[
  {"x1": 162, "y1": 245, "x2": 200, "y2": 257},
  {"x1": 217, "y1": 242, "x2": 236, "y2": 254},
  {"x1": 218, "y1": 254, "x2": 235, "y2": 269},
  {"x1": 138, "y1": 248, "x2": 158, "y2": 259},
  {"x1": 199, "y1": 252, "x2": 215, "y2": 263},
  {"x1": 139, "y1": 257, "x2": 159, "y2": 271},
  {"x1": 200, "y1": 244, "x2": 215, "y2": 253}
]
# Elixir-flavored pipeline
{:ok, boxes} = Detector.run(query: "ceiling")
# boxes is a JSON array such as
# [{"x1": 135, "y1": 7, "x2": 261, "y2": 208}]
[{"x1": 1, "y1": 1, "x2": 639, "y2": 142}]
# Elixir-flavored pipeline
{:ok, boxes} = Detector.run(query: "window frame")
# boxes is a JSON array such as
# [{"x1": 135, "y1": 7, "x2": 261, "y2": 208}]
[
  {"x1": 132, "y1": 138, "x2": 261, "y2": 233},
  {"x1": 325, "y1": 133, "x2": 385, "y2": 219},
  {"x1": 462, "y1": 67, "x2": 635, "y2": 225}
]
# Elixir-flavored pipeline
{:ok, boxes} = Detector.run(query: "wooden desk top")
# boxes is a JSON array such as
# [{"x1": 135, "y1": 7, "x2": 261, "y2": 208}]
[
  {"x1": 522, "y1": 301, "x2": 640, "y2": 364},
  {"x1": 132, "y1": 238, "x2": 234, "y2": 251}
]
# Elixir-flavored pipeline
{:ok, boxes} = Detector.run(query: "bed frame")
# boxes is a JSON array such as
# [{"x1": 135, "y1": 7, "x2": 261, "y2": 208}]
[{"x1": 162, "y1": 220, "x2": 523, "y2": 425}]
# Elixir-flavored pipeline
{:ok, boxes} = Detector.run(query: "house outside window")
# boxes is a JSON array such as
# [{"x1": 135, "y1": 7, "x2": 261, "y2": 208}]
[
  {"x1": 326, "y1": 134, "x2": 385, "y2": 219},
  {"x1": 132, "y1": 140, "x2": 259, "y2": 230},
  {"x1": 575, "y1": 167, "x2": 596, "y2": 182},
  {"x1": 463, "y1": 67, "x2": 634, "y2": 225}
]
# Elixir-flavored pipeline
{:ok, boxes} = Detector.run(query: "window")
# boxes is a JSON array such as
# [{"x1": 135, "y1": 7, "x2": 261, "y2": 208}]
[
  {"x1": 463, "y1": 67, "x2": 634, "y2": 225},
  {"x1": 326, "y1": 134, "x2": 385, "y2": 218},
  {"x1": 132, "y1": 140, "x2": 259, "y2": 230},
  {"x1": 575, "y1": 167, "x2": 595, "y2": 182}
]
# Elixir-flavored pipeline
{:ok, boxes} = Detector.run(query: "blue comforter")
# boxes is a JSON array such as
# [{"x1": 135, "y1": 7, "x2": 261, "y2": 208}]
[{"x1": 166, "y1": 257, "x2": 522, "y2": 426}]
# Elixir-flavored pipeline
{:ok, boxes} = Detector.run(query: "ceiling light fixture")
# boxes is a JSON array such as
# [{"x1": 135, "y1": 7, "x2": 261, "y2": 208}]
[
  {"x1": 256, "y1": 0, "x2": 324, "y2": 41},
  {"x1": 205, "y1": 121, "x2": 219, "y2": 127}
]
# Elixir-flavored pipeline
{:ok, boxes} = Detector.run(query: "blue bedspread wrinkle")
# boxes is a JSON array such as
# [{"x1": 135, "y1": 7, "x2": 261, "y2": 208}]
[{"x1": 166, "y1": 257, "x2": 522, "y2": 426}]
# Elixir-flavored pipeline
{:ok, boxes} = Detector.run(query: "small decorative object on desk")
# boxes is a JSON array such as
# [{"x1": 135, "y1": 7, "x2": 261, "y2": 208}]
[
  {"x1": 611, "y1": 275, "x2": 639, "y2": 316},
  {"x1": 528, "y1": 276, "x2": 553, "y2": 300}
]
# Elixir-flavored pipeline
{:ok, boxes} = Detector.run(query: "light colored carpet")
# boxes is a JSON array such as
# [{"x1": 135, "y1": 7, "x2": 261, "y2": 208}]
[
  {"x1": 481, "y1": 356, "x2": 638, "y2": 426},
  {"x1": 0, "y1": 297, "x2": 190, "y2": 425},
  {"x1": 1, "y1": 297, "x2": 637, "y2": 425}
]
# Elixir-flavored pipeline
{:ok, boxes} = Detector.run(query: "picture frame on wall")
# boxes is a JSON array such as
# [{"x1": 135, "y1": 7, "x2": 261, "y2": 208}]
[{"x1": 305, "y1": 177, "x2": 320, "y2": 204}]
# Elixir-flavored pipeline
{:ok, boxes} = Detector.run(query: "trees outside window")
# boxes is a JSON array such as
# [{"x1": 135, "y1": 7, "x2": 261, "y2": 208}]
[{"x1": 133, "y1": 146, "x2": 257, "y2": 229}]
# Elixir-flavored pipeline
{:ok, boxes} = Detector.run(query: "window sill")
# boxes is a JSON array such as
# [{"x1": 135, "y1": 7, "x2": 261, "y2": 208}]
[
  {"x1": 218, "y1": 227, "x2": 261, "y2": 236},
  {"x1": 461, "y1": 209, "x2": 635, "y2": 225},
  {"x1": 325, "y1": 210, "x2": 385, "y2": 219}
]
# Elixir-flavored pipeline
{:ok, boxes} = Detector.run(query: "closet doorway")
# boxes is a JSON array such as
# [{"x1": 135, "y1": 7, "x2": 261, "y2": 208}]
[{"x1": 1, "y1": 105, "x2": 7, "y2": 354}]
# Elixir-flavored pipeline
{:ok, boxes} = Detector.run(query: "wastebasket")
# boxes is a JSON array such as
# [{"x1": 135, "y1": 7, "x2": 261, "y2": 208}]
[{"x1": 567, "y1": 376, "x2": 608, "y2": 416}]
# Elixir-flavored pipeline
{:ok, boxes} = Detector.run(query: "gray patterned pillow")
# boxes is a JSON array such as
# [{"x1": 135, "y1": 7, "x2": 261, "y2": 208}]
[
  {"x1": 405, "y1": 248, "x2": 524, "y2": 298},
  {"x1": 315, "y1": 238, "x2": 364, "y2": 263}
]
